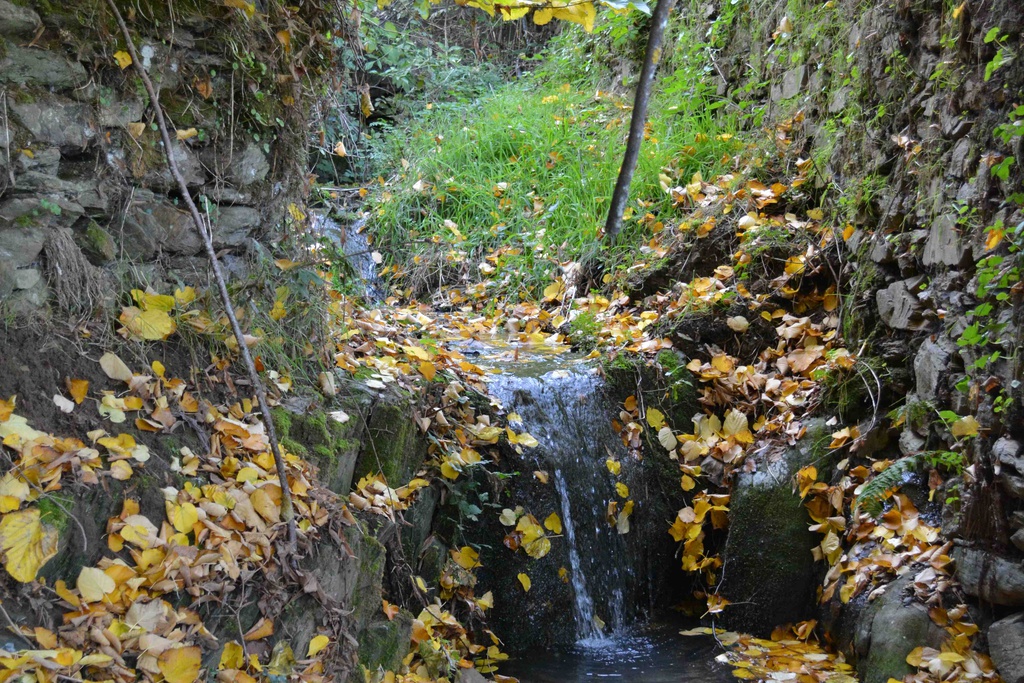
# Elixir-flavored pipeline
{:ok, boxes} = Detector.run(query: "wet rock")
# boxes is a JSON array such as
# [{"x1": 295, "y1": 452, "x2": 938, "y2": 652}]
[
  {"x1": 0, "y1": 226, "x2": 46, "y2": 267},
  {"x1": 995, "y1": 437, "x2": 1024, "y2": 474},
  {"x1": 14, "y1": 268, "x2": 40, "y2": 290},
  {"x1": 922, "y1": 215, "x2": 967, "y2": 267},
  {"x1": 990, "y1": 613, "x2": 1024, "y2": 683},
  {"x1": 98, "y1": 98, "x2": 146, "y2": 129},
  {"x1": 1002, "y1": 472, "x2": 1024, "y2": 500},
  {"x1": 355, "y1": 391, "x2": 428, "y2": 485},
  {"x1": 14, "y1": 173, "x2": 107, "y2": 212},
  {"x1": 211, "y1": 206, "x2": 260, "y2": 247},
  {"x1": 0, "y1": 46, "x2": 87, "y2": 88},
  {"x1": 0, "y1": 0, "x2": 40, "y2": 36},
  {"x1": 954, "y1": 545, "x2": 1024, "y2": 606},
  {"x1": 400, "y1": 484, "x2": 439, "y2": 565},
  {"x1": 899, "y1": 427, "x2": 926, "y2": 457},
  {"x1": 914, "y1": 338, "x2": 951, "y2": 402},
  {"x1": 206, "y1": 141, "x2": 270, "y2": 188},
  {"x1": 877, "y1": 277, "x2": 930, "y2": 330},
  {"x1": 852, "y1": 576, "x2": 947, "y2": 683},
  {"x1": 16, "y1": 147, "x2": 60, "y2": 176},
  {"x1": 118, "y1": 192, "x2": 202, "y2": 258},
  {"x1": 10, "y1": 96, "x2": 94, "y2": 149},
  {"x1": 721, "y1": 419, "x2": 833, "y2": 635},
  {"x1": 772, "y1": 65, "x2": 807, "y2": 101},
  {"x1": 139, "y1": 141, "x2": 205, "y2": 189},
  {"x1": 949, "y1": 138, "x2": 975, "y2": 179},
  {"x1": 456, "y1": 670, "x2": 488, "y2": 683},
  {"x1": 1011, "y1": 530, "x2": 1024, "y2": 553}
]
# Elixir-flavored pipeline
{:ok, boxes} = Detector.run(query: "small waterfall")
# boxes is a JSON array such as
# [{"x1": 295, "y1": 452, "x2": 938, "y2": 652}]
[
  {"x1": 312, "y1": 212, "x2": 385, "y2": 301},
  {"x1": 553, "y1": 469, "x2": 599, "y2": 641},
  {"x1": 488, "y1": 359, "x2": 638, "y2": 644}
]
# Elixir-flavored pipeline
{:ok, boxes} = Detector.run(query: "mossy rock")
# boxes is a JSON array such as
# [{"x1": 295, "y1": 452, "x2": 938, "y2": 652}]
[
  {"x1": 357, "y1": 612, "x2": 414, "y2": 675},
  {"x1": 720, "y1": 418, "x2": 835, "y2": 635},
  {"x1": 354, "y1": 392, "x2": 427, "y2": 487},
  {"x1": 272, "y1": 405, "x2": 361, "y2": 494}
]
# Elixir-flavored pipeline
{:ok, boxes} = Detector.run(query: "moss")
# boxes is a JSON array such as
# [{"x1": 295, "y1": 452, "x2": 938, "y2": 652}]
[
  {"x1": 271, "y1": 408, "x2": 292, "y2": 438},
  {"x1": 38, "y1": 494, "x2": 72, "y2": 534},
  {"x1": 280, "y1": 436, "x2": 308, "y2": 458},
  {"x1": 358, "y1": 614, "x2": 414, "y2": 673},
  {"x1": 355, "y1": 395, "x2": 425, "y2": 485}
]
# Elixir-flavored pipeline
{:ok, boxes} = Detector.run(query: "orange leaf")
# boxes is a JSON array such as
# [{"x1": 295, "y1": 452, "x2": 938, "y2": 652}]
[{"x1": 244, "y1": 617, "x2": 274, "y2": 641}]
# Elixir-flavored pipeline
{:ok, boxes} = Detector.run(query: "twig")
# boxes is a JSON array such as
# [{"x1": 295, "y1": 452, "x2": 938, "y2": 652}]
[
  {"x1": 104, "y1": 0, "x2": 297, "y2": 551},
  {"x1": 0, "y1": 602, "x2": 35, "y2": 649}
]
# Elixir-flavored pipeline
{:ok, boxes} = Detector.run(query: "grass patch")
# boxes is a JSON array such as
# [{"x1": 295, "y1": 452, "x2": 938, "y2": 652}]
[{"x1": 364, "y1": 64, "x2": 743, "y2": 300}]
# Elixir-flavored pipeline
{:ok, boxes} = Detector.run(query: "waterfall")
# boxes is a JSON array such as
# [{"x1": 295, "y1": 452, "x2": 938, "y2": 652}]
[
  {"x1": 488, "y1": 359, "x2": 637, "y2": 644},
  {"x1": 312, "y1": 212, "x2": 385, "y2": 301}
]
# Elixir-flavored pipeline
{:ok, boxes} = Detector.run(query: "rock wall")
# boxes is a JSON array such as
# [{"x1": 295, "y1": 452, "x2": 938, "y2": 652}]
[
  {"x1": 700, "y1": 0, "x2": 1023, "y2": 676},
  {"x1": 0, "y1": 0, "x2": 340, "y2": 314}
]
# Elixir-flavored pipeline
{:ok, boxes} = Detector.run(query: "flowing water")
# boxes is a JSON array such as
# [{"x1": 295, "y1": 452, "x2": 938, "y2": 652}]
[
  {"x1": 312, "y1": 212, "x2": 385, "y2": 301},
  {"x1": 478, "y1": 348, "x2": 731, "y2": 682}
]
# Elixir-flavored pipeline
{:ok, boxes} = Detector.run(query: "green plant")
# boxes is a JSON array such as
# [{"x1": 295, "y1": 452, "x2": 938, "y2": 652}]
[{"x1": 983, "y1": 27, "x2": 1014, "y2": 82}]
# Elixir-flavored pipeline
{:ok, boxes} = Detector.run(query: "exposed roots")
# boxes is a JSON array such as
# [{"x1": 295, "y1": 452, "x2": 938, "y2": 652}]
[{"x1": 44, "y1": 228, "x2": 105, "y2": 315}]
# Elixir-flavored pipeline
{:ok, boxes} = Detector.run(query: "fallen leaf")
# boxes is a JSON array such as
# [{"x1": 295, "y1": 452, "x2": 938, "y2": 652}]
[{"x1": 0, "y1": 508, "x2": 58, "y2": 582}]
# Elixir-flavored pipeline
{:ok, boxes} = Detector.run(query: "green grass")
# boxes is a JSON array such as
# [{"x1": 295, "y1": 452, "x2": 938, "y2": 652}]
[{"x1": 364, "y1": 67, "x2": 743, "y2": 300}]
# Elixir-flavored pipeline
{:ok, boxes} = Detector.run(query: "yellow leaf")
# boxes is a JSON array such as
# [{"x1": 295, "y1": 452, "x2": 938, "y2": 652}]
[
  {"x1": 951, "y1": 415, "x2": 980, "y2": 438},
  {"x1": 224, "y1": 0, "x2": 256, "y2": 18},
  {"x1": 543, "y1": 512, "x2": 562, "y2": 534},
  {"x1": 646, "y1": 407, "x2": 665, "y2": 430},
  {"x1": 169, "y1": 502, "x2": 199, "y2": 534},
  {"x1": 158, "y1": 646, "x2": 202, "y2": 683},
  {"x1": 0, "y1": 473, "x2": 29, "y2": 513},
  {"x1": 110, "y1": 460, "x2": 133, "y2": 481},
  {"x1": 113, "y1": 50, "x2": 132, "y2": 69},
  {"x1": 120, "y1": 307, "x2": 176, "y2": 341},
  {"x1": 616, "y1": 482, "x2": 630, "y2": 499},
  {"x1": 533, "y1": 7, "x2": 553, "y2": 24},
  {"x1": 0, "y1": 508, "x2": 58, "y2": 582},
  {"x1": 219, "y1": 642, "x2": 245, "y2": 670},
  {"x1": 985, "y1": 228, "x2": 1005, "y2": 251},
  {"x1": 334, "y1": 140, "x2": 347, "y2": 157},
  {"x1": 361, "y1": 90, "x2": 374, "y2": 118},
  {"x1": 451, "y1": 546, "x2": 481, "y2": 570},
  {"x1": 606, "y1": 459, "x2": 621, "y2": 476},
  {"x1": 543, "y1": 281, "x2": 564, "y2": 302},
  {"x1": 440, "y1": 461, "x2": 460, "y2": 480},
  {"x1": 419, "y1": 361, "x2": 436, "y2": 381},
  {"x1": 77, "y1": 566, "x2": 115, "y2": 603},
  {"x1": 517, "y1": 573, "x2": 531, "y2": 592},
  {"x1": 66, "y1": 378, "x2": 89, "y2": 404},
  {"x1": 100, "y1": 352, "x2": 133, "y2": 382},
  {"x1": 250, "y1": 488, "x2": 281, "y2": 523},
  {"x1": 175, "y1": 128, "x2": 198, "y2": 141},
  {"x1": 307, "y1": 635, "x2": 330, "y2": 657}
]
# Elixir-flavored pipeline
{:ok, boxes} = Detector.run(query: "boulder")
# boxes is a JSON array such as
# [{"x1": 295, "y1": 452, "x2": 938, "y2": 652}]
[
  {"x1": 0, "y1": 0, "x2": 40, "y2": 36},
  {"x1": 354, "y1": 391, "x2": 428, "y2": 486},
  {"x1": 138, "y1": 141, "x2": 205, "y2": 189},
  {"x1": 720, "y1": 420, "x2": 833, "y2": 635},
  {"x1": 119, "y1": 193, "x2": 203, "y2": 257},
  {"x1": 852, "y1": 576, "x2": 947, "y2": 683},
  {"x1": 990, "y1": 613, "x2": 1024, "y2": 683},
  {"x1": 914, "y1": 339, "x2": 951, "y2": 402},
  {"x1": 922, "y1": 215, "x2": 967, "y2": 267},
  {"x1": 996, "y1": 437, "x2": 1024, "y2": 475},
  {"x1": 954, "y1": 545, "x2": 1024, "y2": 606},
  {"x1": 0, "y1": 46, "x2": 87, "y2": 88},
  {"x1": 0, "y1": 226, "x2": 46, "y2": 267},
  {"x1": 772, "y1": 65, "x2": 807, "y2": 101},
  {"x1": 205, "y1": 141, "x2": 270, "y2": 188},
  {"x1": 10, "y1": 96, "x2": 94, "y2": 149},
  {"x1": 16, "y1": 147, "x2": 60, "y2": 176},
  {"x1": 877, "y1": 277, "x2": 930, "y2": 330},
  {"x1": 211, "y1": 206, "x2": 260, "y2": 247}
]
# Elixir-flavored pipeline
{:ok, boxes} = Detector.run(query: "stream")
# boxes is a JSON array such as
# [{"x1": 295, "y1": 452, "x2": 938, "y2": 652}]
[
  {"x1": 341, "y1": 227, "x2": 730, "y2": 681},
  {"x1": 476, "y1": 347, "x2": 731, "y2": 682}
]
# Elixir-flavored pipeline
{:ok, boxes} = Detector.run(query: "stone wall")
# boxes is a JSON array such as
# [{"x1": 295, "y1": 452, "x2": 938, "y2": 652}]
[
  {"x1": 706, "y1": 0, "x2": 1023, "y2": 676},
  {"x1": 0, "y1": 0, "x2": 338, "y2": 314}
]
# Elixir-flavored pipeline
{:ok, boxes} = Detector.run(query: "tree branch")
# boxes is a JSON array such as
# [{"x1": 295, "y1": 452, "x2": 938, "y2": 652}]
[
  {"x1": 603, "y1": 0, "x2": 677, "y2": 242},
  {"x1": 104, "y1": 0, "x2": 297, "y2": 551}
]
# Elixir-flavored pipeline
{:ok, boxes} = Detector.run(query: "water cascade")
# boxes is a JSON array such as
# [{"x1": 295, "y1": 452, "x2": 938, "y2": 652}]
[
  {"x1": 312, "y1": 212, "x2": 385, "y2": 300},
  {"x1": 477, "y1": 351, "x2": 731, "y2": 681},
  {"x1": 487, "y1": 359, "x2": 637, "y2": 642}
]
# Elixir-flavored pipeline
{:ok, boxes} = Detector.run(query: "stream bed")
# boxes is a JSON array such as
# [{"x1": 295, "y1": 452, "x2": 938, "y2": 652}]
[{"x1": 502, "y1": 624, "x2": 731, "y2": 682}]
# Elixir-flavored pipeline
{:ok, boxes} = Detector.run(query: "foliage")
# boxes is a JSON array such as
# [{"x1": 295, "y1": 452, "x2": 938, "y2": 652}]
[{"x1": 364, "y1": 66, "x2": 739, "y2": 298}]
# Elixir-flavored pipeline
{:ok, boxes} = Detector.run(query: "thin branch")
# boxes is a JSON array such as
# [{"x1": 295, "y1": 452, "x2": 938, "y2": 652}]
[{"x1": 104, "y1": 0, "x2": 297, "y2": 551}]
